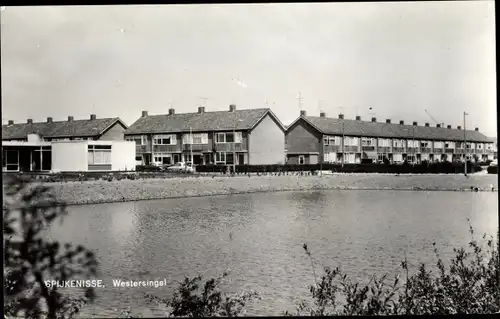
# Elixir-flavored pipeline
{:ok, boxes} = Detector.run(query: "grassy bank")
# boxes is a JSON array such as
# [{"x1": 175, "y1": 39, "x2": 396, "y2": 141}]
[{"x1": 19, "y1": 174, "x2": 499, "y2": 206}]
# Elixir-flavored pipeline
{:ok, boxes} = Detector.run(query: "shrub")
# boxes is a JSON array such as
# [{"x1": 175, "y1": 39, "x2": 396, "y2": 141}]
[
  {"x1": 286, "y1": 221, "x2": 499, "y2": 316},
  {"x1": 136, "y1": 165, "x2": 162, "y2": 172},
  {"x1": 3, "y1": 175, "x2": 98, "y2": 318},
  {"x1": 487, "y1": 166, "x2": 498, "y2": 174},
  {"x1": 136, "y1": 271, "x2": 259, "y2": 318}
]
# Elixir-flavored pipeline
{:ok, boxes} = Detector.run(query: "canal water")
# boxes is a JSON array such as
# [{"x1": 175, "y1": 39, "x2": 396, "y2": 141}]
[{"x1": 44, "y1": 190, "x2": 498, "y2": 317}]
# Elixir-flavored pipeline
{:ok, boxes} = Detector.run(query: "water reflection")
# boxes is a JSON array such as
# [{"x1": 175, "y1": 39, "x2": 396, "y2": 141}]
[{"x1": 44, "y1": 190, "x2": 498, "y2": 317}]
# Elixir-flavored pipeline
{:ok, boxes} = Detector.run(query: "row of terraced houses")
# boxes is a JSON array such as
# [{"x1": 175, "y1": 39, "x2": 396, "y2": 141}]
[{"x1": 2, "y1": 105, "x2": 496, "y2": 172}]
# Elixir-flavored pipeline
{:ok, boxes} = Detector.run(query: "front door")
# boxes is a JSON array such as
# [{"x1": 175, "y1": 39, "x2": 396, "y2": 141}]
[
  {"x1": 162, "y1": 156, "x2": 172, "y2": 165},
  {"x1": 204, "y1": 154, "x2": 212, "y2": 165},
  {"x1": 173, "y1": 154, "x2": 180, "y2": 163},
  {"x1": 238, "y1": 153, "x2": 245, "y2": 165},
  {"x1": 193, "y1": 154, "x2": 203, "y2": 165}
]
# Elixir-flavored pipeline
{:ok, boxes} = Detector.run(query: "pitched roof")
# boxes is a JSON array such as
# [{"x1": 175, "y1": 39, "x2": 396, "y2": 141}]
[
  {"x1": 2, "y1": 118, "x2": 126, "y2": 140},
  {"x1": 125, "y1": 108, "x2": 284, "y2": 134},
  {"x1": 289, "y1": 116, "x2": 492, "y2": 143}
]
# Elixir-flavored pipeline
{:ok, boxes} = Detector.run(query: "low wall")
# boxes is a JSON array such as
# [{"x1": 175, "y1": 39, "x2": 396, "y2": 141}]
[{"x1": 25, "y1": 174, "x2": 499, "y2": 206}]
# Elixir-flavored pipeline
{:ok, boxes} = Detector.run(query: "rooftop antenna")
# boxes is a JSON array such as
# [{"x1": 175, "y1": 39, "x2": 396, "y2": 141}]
[
  {"x1": 424, "y1": 109, "x2": 444, "y2": 127},
  {"x1": 297, "y1": 92, "x2": 304, "y2": 110},
  {"x1": 199, "y1": 97, "x2": 208, "y2": 107},
  {"x1": 318, "y1": 100, "x2": 324, "y2": 114},
  {"x1": 368, "y1": 107, "x2": 376, "y2": 119}
]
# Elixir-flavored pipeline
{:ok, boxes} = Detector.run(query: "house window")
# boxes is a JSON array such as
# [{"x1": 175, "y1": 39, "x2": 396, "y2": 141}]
[
  {"x1": 88, "y1": 145, "x2": 112, "y2": 165},
  {"x1": 154, "y1": 135, "x2": 176, "y2": 145},
  {"x1": 298, "y1": 155, "x2": 305, "y2": 165},
  {"x1": 324, "y1": 136, "x2": 341, "y2": 146},
  {"x1": 215, "y1": 152, "x2": 234, "y2": 164},
  {"x1": 215, "y1": 132, "x2": 242, "y2": 143},
  {"x1": 407, "y1": 140, "x2": 418, "y2": 148},
  {"x1": 183, "y1": 133, "x2": 208, "y2": 144},
  {"x1": 153, "y1": 152, "x2": 173, "y2": 165},
  {"x1": 393, "y1": 139, "x2": 404, "y2": 147},
  {"x1": 324, "y1": 152, "x2": 337, "y2": 163},
  {"x1": 135, "y1": 156, "x2": 142, "y2": 161},
  {"x1": 3, "y1": 149, "x2": 19, "y2": 172},
  {"x1": 378, "y1": 139, "x2": 390, "y2": 147},
  {"x1": 344, "y1": 137, "x2": 359, "y2": 146},
  {"x1": 361, "y1": 138, "x2": 374, "y2": 146},
  {"x1": 420, "y1": 141, "x2": 429, "y2": 148}
]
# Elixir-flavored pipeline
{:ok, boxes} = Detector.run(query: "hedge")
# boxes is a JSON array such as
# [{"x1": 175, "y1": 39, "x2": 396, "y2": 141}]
[
  {"x1": 193, "y1": 161, "x2": 483, "y2": 174},
  {"x1": 487, "y1": 166, "x2": 498, "y2": 174}
]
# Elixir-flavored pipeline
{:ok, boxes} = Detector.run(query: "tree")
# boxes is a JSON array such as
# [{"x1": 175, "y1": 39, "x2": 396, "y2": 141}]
[{"x1": 4, "y1": 175, "x2": 98, "y2": 318}]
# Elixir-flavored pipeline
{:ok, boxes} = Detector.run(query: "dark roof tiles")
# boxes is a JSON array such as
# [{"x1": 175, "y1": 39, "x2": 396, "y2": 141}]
[
  {"x1": 2, "y1": 118, "x2": 124, "y2": 140},
  {"x1": 125, "y1": 108, "x2": 273, "y2": 134},
  {"x1": 301, "y1": 116, "x2": 492, "y2": 143}
]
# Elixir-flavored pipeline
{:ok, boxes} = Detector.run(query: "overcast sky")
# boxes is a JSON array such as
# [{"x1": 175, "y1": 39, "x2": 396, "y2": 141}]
[{"x1": 1, "y1": 2, "x2": 496, "y2": 136}]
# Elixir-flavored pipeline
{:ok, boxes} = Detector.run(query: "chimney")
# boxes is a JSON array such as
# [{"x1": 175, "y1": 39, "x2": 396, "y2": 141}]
[
  {"x1": 355, "y1": 116, "x2": 361, "y2": 121},
  {"x1": 475, "y1": 127, "x2": 479, "y2": 131},
  {"x1": 198, "y1": 106, "x2": 205, "y2": 114},
  {"x1": 300, "y1": 110, "x2": 307, "y2": 117},
  {"x1": 425, "y1": 123, "x2": 430, "y2": 127},
  {"x1": 27, "y1": 119, "x2": 33, "y2": 124},
  {"x1": 457, "y1": 126, "x2": 461, "y2": 130},
  {"x1": 413, "y1": 121, "x2": 418, "y2": 126},
  {"x1": 68, "y1": 116, "x2": 74, "y2": 122},
  {"x1": 386, "y1": 119, "x2": 391, "y2": 124},
  {"x1": 371, "y1": 117, "x2": 377, "y2": 122},
  {"x1": 168, "y1": 108, "x2": 175, "y2": 115},
  {"x1": 447, "y1": 125, "x2": 452, "y2": 129},
  {"x1": 229, "y1": 104, "x2": 236, "y2": 112},
  {"x1": 8, "y1": 120, "x2": 14, "y2": 125},
  {"x1": 338, "y1": 114, "x2": 344, "y2": 120},
  {"x1": 437, "y1": 124, "x2": 441, "y2": 128},
  {"x1": 320, "y1": 112, "x2": 326, "y2": 118},
  {"x1": 90, "y1": 114, "x2": 97, "y2": 120},
  {"x1": 47, "y1": 117, "x2": 53, "y2": 123},
  {"x1": 141, "y1": 111, "x2": 148, "y2": 117},
  {"x1": 399, "y1": 120, "x2": 404, "y2": 125}
]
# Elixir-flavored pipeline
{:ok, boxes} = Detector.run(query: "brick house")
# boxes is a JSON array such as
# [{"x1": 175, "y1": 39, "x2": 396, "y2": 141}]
[
  {"x1": 286, "y1": 110, "x2": 495, "y2": 165},
  {"x1": 124, "y1": 104, "x2": 286, "y2": 166}
]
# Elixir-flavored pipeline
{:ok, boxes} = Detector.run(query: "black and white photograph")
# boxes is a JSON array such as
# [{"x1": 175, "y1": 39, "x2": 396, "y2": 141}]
[{"x1": 2, "y1": 1, "x2": 498, "y2": 317}]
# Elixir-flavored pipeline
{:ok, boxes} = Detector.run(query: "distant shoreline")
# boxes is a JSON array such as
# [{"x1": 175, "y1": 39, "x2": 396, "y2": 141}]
[{"x1": 23, "y1": 174, "x2": 497, "y2": 207}]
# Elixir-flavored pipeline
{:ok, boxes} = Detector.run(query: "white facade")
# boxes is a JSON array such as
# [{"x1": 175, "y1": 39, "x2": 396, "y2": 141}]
[
  {"x1": 109, "y1": 141, "x2": 136, "y2": 171},
  {"x1": 52, "y1": 142, "x2": 88, "y2": 172},
  {"x1": 2, "y1": 138, "x2": 135, "y2": 172},
  {"x1": 53, "y1": 140, "x2": 135, "y2": 172}
]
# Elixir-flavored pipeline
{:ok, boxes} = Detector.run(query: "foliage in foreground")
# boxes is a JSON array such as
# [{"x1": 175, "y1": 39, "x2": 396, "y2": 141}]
[
  {"x1": 119, "y1": 271, "x2": 260, "y2": 318},
  {"x1": 3, "y1": 175, "x2": 98, "y2": 319},
  {"x1": 286, "y1": 224, "x2": 500, "y2": 316}
]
